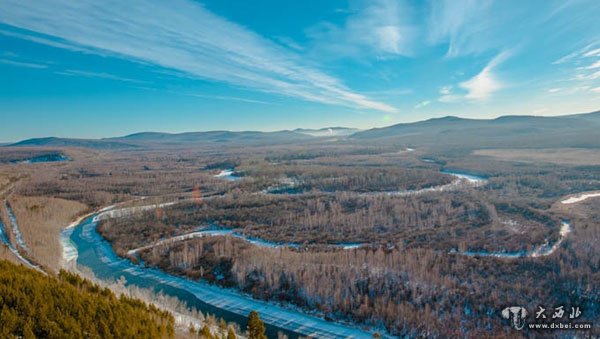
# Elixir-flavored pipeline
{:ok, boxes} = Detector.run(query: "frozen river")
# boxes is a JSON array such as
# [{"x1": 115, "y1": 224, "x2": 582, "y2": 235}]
[
  {"x1": 61, "y1": 214, "x2": 374, "y2": 339},
  {"x1": 59, "y1": 166, "x2": 490, "y2": 338}
]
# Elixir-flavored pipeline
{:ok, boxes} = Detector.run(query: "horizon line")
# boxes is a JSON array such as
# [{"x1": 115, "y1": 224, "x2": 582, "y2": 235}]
[{"x1": 2, "y1": 108, "x2": 599, "y2": 144}]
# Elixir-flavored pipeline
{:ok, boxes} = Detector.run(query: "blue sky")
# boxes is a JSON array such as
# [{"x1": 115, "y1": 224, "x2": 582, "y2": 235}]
[{"x1": 1, "y1": 0, "x2": 600, "y2": 141}]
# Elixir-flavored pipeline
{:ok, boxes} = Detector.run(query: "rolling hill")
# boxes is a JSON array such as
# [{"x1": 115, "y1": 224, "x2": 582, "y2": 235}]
[
  {"x1": 6, "y1": 110, "x2": 600, "y2": 150},
  {"x1": 109, "y1": 130, "x2": 313, "y2": 145},
  {"x1": 350, "y1": 110, "x2": 600, "y2": 150},
  {"x1": 6, "y1": 130, "x2": 314, "y2": 149},
  {"x1": 8, "y1": 137, "x2": 139, "y2": 150}
]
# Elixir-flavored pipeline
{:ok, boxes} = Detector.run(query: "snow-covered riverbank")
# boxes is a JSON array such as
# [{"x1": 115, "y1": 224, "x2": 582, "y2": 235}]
[
  {"x1": 93, "y1": 201, "x2": 179, "y2": 222},
  {"x1": 5, "y1": 202, "x2": 29, "y2": 252},
  {"x1": 127, "y1": 227, "x2": 367, "y2": 255},
  {"x1": 561, "y1": 192, "x2": 600, "y2": 204},
  {"x1": 358, "y1": 170, "x2": 487, "y2": 198},
  {"x1": 61, "y1": 211, "x2": 375, "y2": 338},
  {"x1": 455, "y1": 221, "x2": 572, "y2": 259},
  {"x1": 127, "y1": 228, "x2": 299, "y2": 256},
  {"x1": 455, "y1": 188, "x2": 600, "y2": 259},
  {"x1": 0, "y1": 214, "x2": 44, "y2": 273},
  {"x1": 441, "y1": 170, "x2": 487, "y2": 184}
]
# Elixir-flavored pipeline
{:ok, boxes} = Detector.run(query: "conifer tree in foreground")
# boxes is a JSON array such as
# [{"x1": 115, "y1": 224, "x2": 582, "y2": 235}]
[
  {"x1": 247, "y1": 310, "x2": 266, "y2": 339},
  {"x1": 227, "y1": 326, "x2": 237, "y2": 339},
  {"x1": 200, "y1": 324, "x2": 213, "y2": 339}
]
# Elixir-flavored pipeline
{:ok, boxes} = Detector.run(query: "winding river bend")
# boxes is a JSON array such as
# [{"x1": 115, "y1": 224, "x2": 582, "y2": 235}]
[
  {"x1": 61, "y1": 216, "x2": 374, "y2": 339},
  {"x1": 59, "y1": 168, "x2": 489, "y2": 338}
]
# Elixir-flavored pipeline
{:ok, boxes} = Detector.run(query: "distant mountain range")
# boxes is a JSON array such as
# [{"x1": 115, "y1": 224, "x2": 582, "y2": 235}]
[
  {"x1": 8, "y1": 130, "x2": 316, "y2": 149},
  {"x1": 9, "y1": 137, "x2": 140, "y2": 149},
  {"x1": 6, "y1": 110, "x2": 600, "y2": 150},
  {"x1": 350, "y1": 110, "x2": 600, "y2": 150},
  {"x1": 111, "y1": 130, "x2": 314, "y2": 144}
]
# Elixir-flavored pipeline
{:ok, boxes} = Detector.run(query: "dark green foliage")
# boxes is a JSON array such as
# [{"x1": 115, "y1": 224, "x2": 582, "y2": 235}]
[
  {"x1": 246, "y1": 311, "x2": 266, "y2": 339},
  {"x1": 200, "y1": 324, "x2": 213, "y2": 338},
  {"x1": 0, "y1": 260, "x2": 174, "y2": 338},
  {"x1": 227, "y1": 326, "x2": 237, "y2": 339}
]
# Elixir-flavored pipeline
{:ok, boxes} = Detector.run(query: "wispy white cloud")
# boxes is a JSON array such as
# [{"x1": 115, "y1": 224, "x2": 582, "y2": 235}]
[
  {"x1": 545, "y1": 85, "x2": 590, "y2": 96},
  {"x1": 459, "y1": 52, "x2": 509, "y2": 101},
  {"x1": 428, "y1": 0, "x2": 600, "y2": 60},
  {"x1": 0, "y1": 28, "x2": 109, "y2": 56},
  {"x1": 436, "y1": 53, "x2": 510, "y2": 103},
  {"x1": 0, "y1": 58, "x2": 46, "y2": 69},
  {"x1": 586, "y1": 60, "x2": 600, "y2": 69},
  {"x1": 274, "y1": 36, "x2": 304, "y2": 51},
  {"x1": 552, "y1": 40, "x2": 600, "y2": 88},
  {"x1": 437, "y1": 86, "x2": 461, "y2": 103},
  {"x1": 0, "y1": 0, "x2": 396, "y2": 113},
  {"x1": 439, "y1": 86, "x2": 452, "y2": 95},
  {"x1": 55, "y1": 69, "x2": 146, "y2": 83},
  {"x1": 414, "y1": 100, "x2": 431, "y2": 109},
  {"x1": 583, "y1": 48, "x2": 600, "y2": 57},
  {"x1": 575, "y1": 70, "x2": 600, "y2": 80},
  {"x1": 306, "y1": 0, "x2": 417, "y2": 59},
  {"x1": 185, "y1": 93, "x2": 274, "y2": 105},
  {"x1": 591, "y1": 87, "x2": 600, "y2": 93},
  {"x1": 553, "y1": 41, "x2": 600, "y2": 64},
  {"x1": 427, "y1": 0, "x2": 496, "y2": 56}
]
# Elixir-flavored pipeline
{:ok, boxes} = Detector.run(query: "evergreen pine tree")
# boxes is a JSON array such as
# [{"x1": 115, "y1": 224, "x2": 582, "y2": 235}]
[
  {"x1": 200, "y1": 324, "x2": 213, "y2": 339},
  {"x1": 246, "y1": 311, "x2": 266, "y2": 339},
  {"x1": 227, "y1": 326, "x2": 237, "y2": 339},
  {"x1": 218, "y1": 318, "x2": 227, "y2": 332},
  {"x1": 189, "y1": 323, "x2": 197, "y2": 337}
]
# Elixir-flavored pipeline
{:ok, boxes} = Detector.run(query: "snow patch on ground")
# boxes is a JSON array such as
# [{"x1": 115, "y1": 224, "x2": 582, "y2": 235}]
[
  {"x1": 261, "y1": 177, "x2": 299, "y2": 194},
  {"x1": 94, "y1": 201, "x2": 178, "y2": 222},
  {"x1": 358, "y1": 171, "x2": 486, "y2": 198},
  {"x1": 0, "y1": 219, "x2": 44, "y2": 273},
  {"x1": 441, "y1": 170, "x2": 486, "y2": 184},
  {"x1": 60, "y1": 227, "x2": 78, "y2": 266},
  {"x1": 5, "y1": 202, "x2": 29, "y2": 252},
  {"x1": 214, "y1": 169, "x2": 241, "y2": 181},
  {"x1": 561, "y1": 192, "x2": 600, "y2": 204}
]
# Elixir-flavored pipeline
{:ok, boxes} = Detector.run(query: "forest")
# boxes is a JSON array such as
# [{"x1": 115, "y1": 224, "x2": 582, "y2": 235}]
[
  {"x1": 2, "y1": 141, "x2": 599, "y2": 337},
  {"x1": 0, "y1": 260, "x2": 174, "y2": 338}
]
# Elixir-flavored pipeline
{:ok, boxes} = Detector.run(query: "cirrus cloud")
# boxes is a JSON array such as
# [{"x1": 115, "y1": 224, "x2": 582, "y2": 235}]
[{"x1": 0, "y1": 0, "x2": 396, "y2": 113}]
